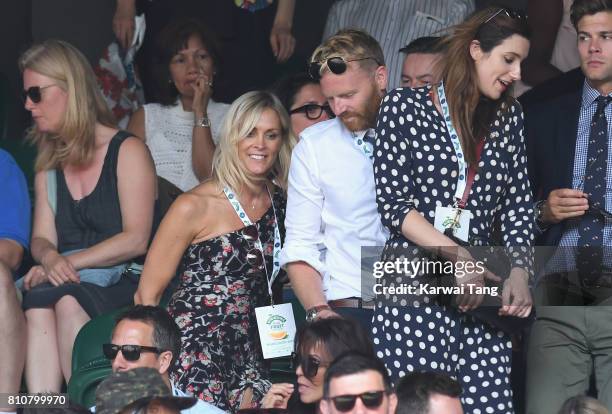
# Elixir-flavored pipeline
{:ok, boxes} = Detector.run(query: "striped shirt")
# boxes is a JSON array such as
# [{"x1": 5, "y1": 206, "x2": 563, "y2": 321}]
[
  {"x1": 546, "y1": 80, "x2": 612, "y2": 273},
  {"x1": 322, "y1": 0, "x2": 475, "y2": 89}
]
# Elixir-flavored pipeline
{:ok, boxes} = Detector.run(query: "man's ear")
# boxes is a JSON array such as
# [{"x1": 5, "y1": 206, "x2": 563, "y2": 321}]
[
  {"x1": 469, "y1": 39, "x2": 483, "y2": 62},
  {"x1": 374, "y1": 65, "x2": 388, "y2": 92},
  {"x1": 157, "y1": 350, "x2": 173, "y2": 375},
  {"x1": 319, "y1": 398, "x2": 331, "y2": 414},
  {"x1": 388, "y1": 392, "x2": 398, "y2": 414}
]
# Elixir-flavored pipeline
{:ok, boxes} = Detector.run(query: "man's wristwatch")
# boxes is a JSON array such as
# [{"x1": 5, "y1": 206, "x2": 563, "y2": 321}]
[
  {"x1": 305, "y1": 305, "x2": 331, "y2": 323},
  {"x1": 534, "y1": 200, "x2": 549, "y2": 229},
  {"x1": 195, "y1": 116, "x2": 211, "y2": 128}
]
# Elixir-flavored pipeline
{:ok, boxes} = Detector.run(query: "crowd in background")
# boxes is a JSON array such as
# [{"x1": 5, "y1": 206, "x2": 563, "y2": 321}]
[{"x1": 1, "y1": 1, "x2": 612, "y2": 414}]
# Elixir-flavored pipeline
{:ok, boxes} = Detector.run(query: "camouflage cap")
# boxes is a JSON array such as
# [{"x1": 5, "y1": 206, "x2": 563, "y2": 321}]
[{"x1": 95, "y1": 367, "x2": 197, "y2": 414}]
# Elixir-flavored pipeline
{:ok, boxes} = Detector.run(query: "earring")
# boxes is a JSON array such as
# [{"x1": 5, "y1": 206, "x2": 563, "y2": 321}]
[{"x1": 168, "y1": 79, "x2": 173, "y2": 84}]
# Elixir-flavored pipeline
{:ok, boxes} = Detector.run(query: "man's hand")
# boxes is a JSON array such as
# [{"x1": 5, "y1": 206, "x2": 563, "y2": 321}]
[{"x1": 541, "y1": 188, "x2": 588, "y2": 224}]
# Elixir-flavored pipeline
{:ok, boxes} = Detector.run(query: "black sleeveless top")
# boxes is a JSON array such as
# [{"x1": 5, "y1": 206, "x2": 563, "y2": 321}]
[{"x1": 56, "y1": 131, "x2": 130, "y2": 253}]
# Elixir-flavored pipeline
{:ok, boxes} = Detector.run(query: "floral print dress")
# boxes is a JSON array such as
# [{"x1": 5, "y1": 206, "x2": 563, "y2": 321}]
[{"x1": 168, "y1": 188, "x2": 285, "y2": 412}]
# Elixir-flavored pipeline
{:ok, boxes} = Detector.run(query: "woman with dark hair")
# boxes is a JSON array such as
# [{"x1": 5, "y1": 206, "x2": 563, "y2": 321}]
[
  {"x1": 261, "y1": 317, "x2": 375, "y2": 413},
  {"x1": 372, "y1": 7, "x2": 534, "y2": 414},
  {"x1": 271, "y1": 73, "x2": 333, "y2": 137},
  {"x1": 127, "y1": 18, "x2": 230, "y2": 191}
]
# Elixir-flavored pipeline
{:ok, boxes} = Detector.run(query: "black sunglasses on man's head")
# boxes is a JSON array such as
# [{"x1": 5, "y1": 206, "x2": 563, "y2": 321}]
[{"x1": 308, "y1": 56, "x2": 382, "y2": 80}]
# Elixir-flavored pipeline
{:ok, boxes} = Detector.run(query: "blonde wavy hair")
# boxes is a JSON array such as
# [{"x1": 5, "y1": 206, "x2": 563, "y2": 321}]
[
  {"x1": 19, "y1": 39, "x2": 116, "y2": 171},
  {"x1": 212, "y1": 90, "x2": 296, "y2": 192}
]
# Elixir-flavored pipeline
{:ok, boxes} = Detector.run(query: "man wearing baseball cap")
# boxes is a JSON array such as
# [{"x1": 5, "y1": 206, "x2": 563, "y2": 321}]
[{"x1": 96, "y1": 367, "x2": 197, "y2": 414}]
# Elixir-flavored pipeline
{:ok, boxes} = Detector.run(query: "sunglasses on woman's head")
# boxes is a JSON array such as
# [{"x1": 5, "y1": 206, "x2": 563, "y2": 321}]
[
  {"x1": 290, "y1": 103, "x2": 335, "y2": 120},
  {"x1": 308, "y1": 56, "x2": 382, "y2": 80},
  {"x1": 22, "y1": 85, "x2": 56, "y2": 104},
  {"x1": 291, "y1": 352, "x2": 326, "y2": 379},
  {"x1": 483, "y1": 7, "x2": 527, "y2": 24},
  {"x1": 328, "y1": 391, "x2": 386, "y2": 412},
  {"x1": 102, "y1": 344, "x2": 161, "y2": 361}
]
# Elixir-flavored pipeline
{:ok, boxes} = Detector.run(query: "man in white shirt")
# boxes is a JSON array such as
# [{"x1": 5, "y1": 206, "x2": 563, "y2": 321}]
[
  {"x1": 323, "y1": 0, "x2": 474, "y2": 89},
  {"x1": 280, "y1": 29, "x2": 389, "y2": 327},
  {"x1": 94, "y1": 305, "x2": 225, "y2": 414}
]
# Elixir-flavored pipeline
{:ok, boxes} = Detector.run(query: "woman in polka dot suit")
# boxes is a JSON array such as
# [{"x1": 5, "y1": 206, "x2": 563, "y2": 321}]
[{"x1": 372, "y1": 7, "x2": 534, "y2": 414}]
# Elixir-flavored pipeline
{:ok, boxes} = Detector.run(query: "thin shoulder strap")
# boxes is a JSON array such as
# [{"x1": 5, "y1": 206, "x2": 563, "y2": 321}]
[{"x1": 46, "y1": 169, "x2": 57, "y2": 215}]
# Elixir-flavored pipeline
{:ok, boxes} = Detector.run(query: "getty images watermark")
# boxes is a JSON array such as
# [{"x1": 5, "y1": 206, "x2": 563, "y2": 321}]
[{"x1": 371, "y1": 256, "x2": 499, "y2": 297}]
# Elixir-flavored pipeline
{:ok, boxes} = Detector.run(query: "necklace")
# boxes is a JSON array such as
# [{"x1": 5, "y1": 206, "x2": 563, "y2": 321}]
[{"x1": 243, "y1": 186, "x2": 267, "y2": 210}]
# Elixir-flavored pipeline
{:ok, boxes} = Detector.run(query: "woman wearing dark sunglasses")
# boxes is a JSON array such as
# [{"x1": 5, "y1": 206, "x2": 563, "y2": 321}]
[
  {"x1": 18, "y1": 40, "x2": 156, "y2": 392},
  {"x1": 135, "y1": 90, "x2": 295, "y2": 412},
  {"x1": 372, "y1": 7, "x2": 533, "y2": 414},
  {"x1": 261, "y1": 317, "x2": 374, "y2": 413},
  {"x1": 271, "y1": 73, "x2": 334, "y2": 137}
]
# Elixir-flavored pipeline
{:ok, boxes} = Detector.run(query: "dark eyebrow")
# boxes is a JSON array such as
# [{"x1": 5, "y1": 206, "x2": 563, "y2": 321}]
[{"x1": 577, "y1": 30, "x2": 612, "y2": 36}]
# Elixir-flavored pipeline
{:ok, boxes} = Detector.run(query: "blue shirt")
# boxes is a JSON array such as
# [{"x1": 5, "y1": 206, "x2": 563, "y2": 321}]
[
  {"x1": 0, "y1": 149, "x2": 31, "y2": 249},
  {"x1": 547, "y1": 80, "x2": 612, "y2": 272}
]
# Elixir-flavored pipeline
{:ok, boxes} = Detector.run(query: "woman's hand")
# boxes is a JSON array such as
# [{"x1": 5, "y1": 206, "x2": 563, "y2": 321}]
[
  {"x1": 41, "y1": 250, "x2": 79, "y2": 286},
  {"x1": 23, "y1": 265, "x2": 49, "y2": 290},
  {"x1": 113, "y1": 0, "x2": 136, "y2": 50},
  {"x1": 454, "y1": 251, "x2": 502, "y2": 312},
  {"x1": 499, "y1": 268, "x2": 532, "y2": 318},
  {"x1": 261, "y1": 383, "x2": 294, "y2": 409},
  {"x1": 133, "y1": 289, "x2": 161, "y2": 306},
  {"x1": 191, "y1": 68, "x2": 213, "y2": 118}
]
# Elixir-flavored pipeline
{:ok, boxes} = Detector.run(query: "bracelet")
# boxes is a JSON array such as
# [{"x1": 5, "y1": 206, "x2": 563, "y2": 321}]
[{"x1": 194, "y1": 116, "x2": 211, "y2": 128}]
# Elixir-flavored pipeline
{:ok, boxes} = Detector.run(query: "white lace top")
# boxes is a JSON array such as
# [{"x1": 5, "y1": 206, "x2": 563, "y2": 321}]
[{"x1": 144, "y1": 100, "x2": 229, "y2": 191}]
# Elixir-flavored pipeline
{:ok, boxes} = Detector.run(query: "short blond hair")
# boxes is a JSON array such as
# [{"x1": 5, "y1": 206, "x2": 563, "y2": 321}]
[
  {"x1": 310, "y1": 29, "x2": 385, "y2": 77},
  {"x1": 19, "y1": 40, "x2": 115, "y2": 171},
  {"x1": 212, "y1": 91, "x2": 296, "y2": 193}
]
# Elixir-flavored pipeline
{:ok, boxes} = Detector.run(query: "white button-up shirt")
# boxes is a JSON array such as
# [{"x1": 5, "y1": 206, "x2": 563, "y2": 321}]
[{"x1": 280, "y1": 118, "x2": 388, "y2": 300}]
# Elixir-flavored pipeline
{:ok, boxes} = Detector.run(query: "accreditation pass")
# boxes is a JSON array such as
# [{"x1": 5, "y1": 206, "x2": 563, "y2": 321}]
[{"x1": 0, "y1": 393, "x2": 68, "y2": 408}]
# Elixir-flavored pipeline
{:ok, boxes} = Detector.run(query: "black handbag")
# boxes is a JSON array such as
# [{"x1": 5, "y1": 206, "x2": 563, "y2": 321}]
[{"x1": 437, "y1": 228, "x2": 534, "y2": 334}]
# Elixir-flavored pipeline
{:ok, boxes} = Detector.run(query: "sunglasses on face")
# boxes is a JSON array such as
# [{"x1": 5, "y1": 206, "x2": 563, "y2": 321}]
[
  {"x1": 290, "y1": 103, "x2": 335, "y2": 120},
  {"x1": 308, "y1": 56, "x2": 382, "y2": 80},
  {"x1": 102, "y1": 344, "x2": 161, "y2": 361},
  {"x1": 483, "y1": 7, "x2": 527, "y2": 25},
  {"x1": 22, "y1": 85, "x2": 56, "y2": 104},
  {"x1": 291, "y1": 352, "x2": 327, "y2": 379},
  {"x1": 329, "y1": 391, "x2": 386, "y2": 412}
]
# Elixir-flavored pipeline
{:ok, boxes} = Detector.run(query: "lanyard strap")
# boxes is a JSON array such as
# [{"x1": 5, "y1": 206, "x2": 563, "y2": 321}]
[
  {"x1": 459, "y1": 139, "x2": 485, "y2": 208},
  {"x1": 223, "y1": 186, "x2": 281, "y2": 300},
  {"x1": 351, "y1": 130, "x2": 374, "y2": 162},
  {"x1": 437, "y1": 82, "x2": 469, "y2": 204}
]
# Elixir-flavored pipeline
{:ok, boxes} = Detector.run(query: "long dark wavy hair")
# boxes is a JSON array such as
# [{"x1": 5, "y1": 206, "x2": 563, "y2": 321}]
[{"x1": 436, "y1": 7, "x2": 530, "y2": 165}]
